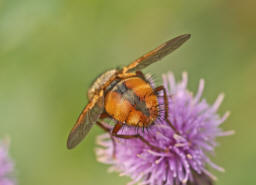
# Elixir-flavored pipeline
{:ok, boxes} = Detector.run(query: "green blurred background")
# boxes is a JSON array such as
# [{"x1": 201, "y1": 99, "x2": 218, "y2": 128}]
[{"x1": 0, "y1": 0, "x2": 255, "y2": 184}]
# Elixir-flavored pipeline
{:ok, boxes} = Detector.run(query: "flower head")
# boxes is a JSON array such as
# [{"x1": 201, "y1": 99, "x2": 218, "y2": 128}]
[
  {"x1": 96, "y1": 72, "x2": 233, "y2": 185},
  {"x1": 0, "y1": 139, "x2": 15, "y2": 185}
]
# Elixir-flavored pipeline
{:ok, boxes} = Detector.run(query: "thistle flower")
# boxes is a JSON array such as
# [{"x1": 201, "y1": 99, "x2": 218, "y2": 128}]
[
  {"x1": 0, "y1": 139, "x2": 15, "y2": 185},
  {"x1": 96, "y1": 72, "x2": 234, "y2": 185}
]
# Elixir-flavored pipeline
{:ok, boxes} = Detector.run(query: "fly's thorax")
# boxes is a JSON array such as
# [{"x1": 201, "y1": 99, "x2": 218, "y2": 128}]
[
  {"x1": 104, "y1": 76, "x2": 159, "y2": 127},
  {"x1": 87, "y1": 69, "x2": 117, "y2": 100}
]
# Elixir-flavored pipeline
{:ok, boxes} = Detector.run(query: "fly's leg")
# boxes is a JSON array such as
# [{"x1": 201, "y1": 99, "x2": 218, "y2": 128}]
[
  {"x1": 111, "y1": 122, "x2": 167, "y2": 153},
  {"x1": 154, "y1": 85, "x2": 179, "y2": 134},
  {"x1": 96, "y1": 121, "x2": 117, "y2": 158},
  {"x1": 97, "y1": 121, "x2": 167, "y2": 154}
]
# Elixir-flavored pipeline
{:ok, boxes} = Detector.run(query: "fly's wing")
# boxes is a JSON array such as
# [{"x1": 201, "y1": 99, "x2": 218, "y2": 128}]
[
  {"x1": 124, "y1": 34, "x2": 191, "y2": 73},
  {"x1": 67, "y1": 92, "x2": 104, "y2": 149}
]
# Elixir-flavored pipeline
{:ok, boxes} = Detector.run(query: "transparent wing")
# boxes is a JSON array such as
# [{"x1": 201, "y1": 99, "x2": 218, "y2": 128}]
[
  {"x1": 67, "y1": 93, "x2": 104, "y2": 149},
  {"x1": 124, "y1": 34, "x2": 191, "y2": 73}
]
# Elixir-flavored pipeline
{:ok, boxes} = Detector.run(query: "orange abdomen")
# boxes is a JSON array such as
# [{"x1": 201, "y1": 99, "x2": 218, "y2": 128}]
[{"x1": 104, "y1": 76, "x2": 159, "y2": 127}]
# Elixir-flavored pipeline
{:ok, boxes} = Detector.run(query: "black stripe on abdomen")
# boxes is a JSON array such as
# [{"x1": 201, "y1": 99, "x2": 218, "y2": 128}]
[{"x1": 113, "y1": 81, "x2": 150, "y2": 117}]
